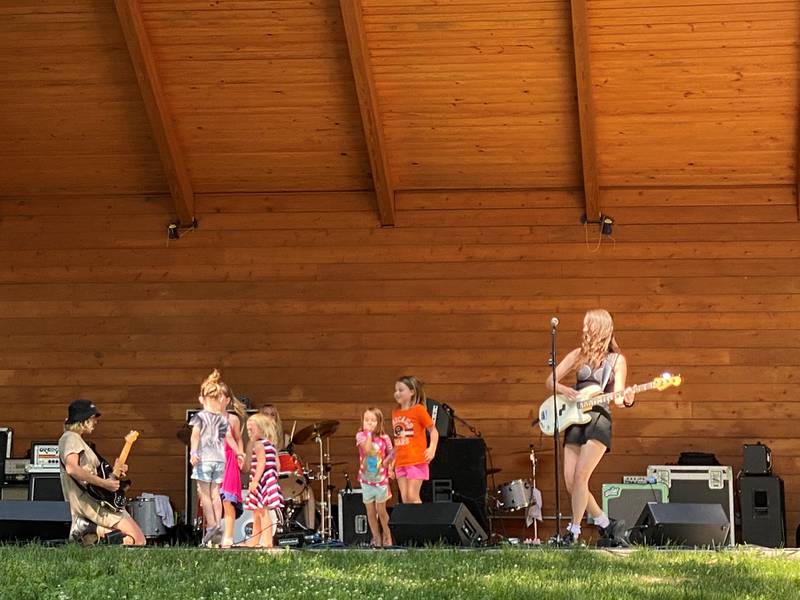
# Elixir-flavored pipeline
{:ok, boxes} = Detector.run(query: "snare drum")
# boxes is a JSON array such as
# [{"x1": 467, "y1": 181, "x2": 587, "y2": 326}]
[
  {"x1": 277, "y1": 451, "x2": 307, "y2": 500},
  {"x1": 497, "y1": 479, "x2": 534, "y2": 511},
  {"x1": 129, "y1": 496, "x2": 166, "y2": 538}
]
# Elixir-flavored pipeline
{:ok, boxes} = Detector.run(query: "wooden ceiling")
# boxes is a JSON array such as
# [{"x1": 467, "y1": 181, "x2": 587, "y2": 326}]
[{"x1": 0, "y1": 0, "x2": 797, "y2": 215}]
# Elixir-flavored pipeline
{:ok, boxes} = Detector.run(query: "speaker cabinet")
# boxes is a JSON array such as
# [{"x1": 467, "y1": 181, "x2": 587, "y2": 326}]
[
  {"x1": 425, "y1": 398, "x2": 455, "y2": 439},
  {"x1": 420, "y1": 438, "x2": 487, "y2": 531},
  {"x1": 0, "y1": 500, "x2": 71, "y2": 542},
  {"x1": 338, "y1": 489, "x2": 370, "y2": 546},
  {"x1": 28, "y1": 470, "x2": 64, "y2": 502},
  {"x1": 0, "y1": 428, "x2": 10, "y2": 486},
  {"x1": 389, "y1": 502, "x2": 487, "y2": 547},
  {"x1": 632, "y1": 502, "x2": 730, "y2": 547},
  {"x1": 739, "y1": 476, "x2": 785, "y2": 547},
  {"x1": 742, "y1": 443, "x2": 772, "y2": 476}
]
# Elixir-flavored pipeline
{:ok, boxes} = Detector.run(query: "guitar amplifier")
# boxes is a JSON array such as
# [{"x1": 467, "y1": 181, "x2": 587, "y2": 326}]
[
  {"x1": 601, "y1": 482, "x2": 669, "y2": 535},
  {"x1": 647, "y1": 465, "x2": 735, "y2": 545}
]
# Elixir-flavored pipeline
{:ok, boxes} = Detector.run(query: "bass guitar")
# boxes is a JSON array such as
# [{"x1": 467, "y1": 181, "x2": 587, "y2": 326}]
[
  {"x1": 537, "y1": 373, "x2": 681, "y2": 436},
  {"x1": 86, "y1": 430, "x2": 139, "y2": 512}
]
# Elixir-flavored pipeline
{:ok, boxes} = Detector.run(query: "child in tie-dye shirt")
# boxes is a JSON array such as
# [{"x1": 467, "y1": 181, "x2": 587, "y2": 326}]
[{"x1": 356, "y1": 407, "x2": 393, "y2": 547}]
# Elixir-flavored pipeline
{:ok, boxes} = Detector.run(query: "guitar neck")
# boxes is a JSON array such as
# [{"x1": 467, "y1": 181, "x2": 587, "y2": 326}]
[
  {"x1": 112, "y1": 440, "x2": 135, "y2": 478},
  {"x1": 577, "y1": 381, "x2": 656, "y2": 411}
]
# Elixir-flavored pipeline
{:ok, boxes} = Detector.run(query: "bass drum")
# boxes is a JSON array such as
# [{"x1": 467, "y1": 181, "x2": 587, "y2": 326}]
[{"x1": 233, "y1": 505, "x2": 283, "y2": 546}]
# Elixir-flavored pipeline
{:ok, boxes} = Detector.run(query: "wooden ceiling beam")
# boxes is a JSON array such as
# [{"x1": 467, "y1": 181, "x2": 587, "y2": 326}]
[
  {"x1": 114, "y1": 0, "x2": 194, "y2": 225},
  {"x1": 569, "y1": 0, "x2": 601, "y2": 222},
  {"x1": 339, "y1": 0, "x2": 395, "y2": 226}
]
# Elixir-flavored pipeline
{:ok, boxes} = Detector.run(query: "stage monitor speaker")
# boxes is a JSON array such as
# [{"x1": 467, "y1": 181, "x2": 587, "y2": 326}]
[
  {"x1": 739, "y1": 476, "x2": 785, "y2": 547},
  {"x1": 631, "y1": 502, "x2": 730, "y2": 547},
  {"x1": 28, "y1": 471, "x2": 64, "y2": 502},
  {"x1": 421, "y1": 437, "x2": 487, "y2": 531},
  {"x1": 0, "y1": 500, "x2": 71, "y2": 542},
  {"x1": 389, "y1": 502, "x2": 487, "y2": 547},
  {"x1": 601, "y1": 482, "x2": 669, "y2": 534}
]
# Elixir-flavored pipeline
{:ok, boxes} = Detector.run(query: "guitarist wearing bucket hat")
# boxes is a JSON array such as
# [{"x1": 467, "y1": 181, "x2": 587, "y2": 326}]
[{"x1": 58, "y1": 399, "x2": 145, "y2": 546}]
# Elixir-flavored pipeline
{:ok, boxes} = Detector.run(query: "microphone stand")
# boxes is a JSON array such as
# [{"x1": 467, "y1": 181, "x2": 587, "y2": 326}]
[
  {"x1": 549, "y1": 319, "x2": 564, "y2": 543},
  {"x1": 444, "y1": 405, "x2": 482, "y2": 438}
]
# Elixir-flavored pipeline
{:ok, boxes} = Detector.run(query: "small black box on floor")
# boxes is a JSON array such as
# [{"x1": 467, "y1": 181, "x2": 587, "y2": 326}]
[
  {"x1": 389, "y1": 502, "x2": 487, "y2": 547},
  {"x1": 739, "y1": 476, "x2": 785, "y2": 547},
  {"x1": 631, "y1": 502, "x2": 730, "y2": 547},
  {"x1": 0, "y1": 500, "x2": 71, "y2": 542},
  {"x1": 421, "y1": 437, "x2": 487, "y2": 531},
  {"x1": 742, "y1": 443, "x2": 772, "y2": 476},
  {"x1": 338, "y1": 489, "x2": 371, "y2": 546}
]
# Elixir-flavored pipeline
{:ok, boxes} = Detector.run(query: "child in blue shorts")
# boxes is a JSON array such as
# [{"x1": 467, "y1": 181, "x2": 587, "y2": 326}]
[{"x1": 356, "y1": 407, "x2": 394, "y2": 547}]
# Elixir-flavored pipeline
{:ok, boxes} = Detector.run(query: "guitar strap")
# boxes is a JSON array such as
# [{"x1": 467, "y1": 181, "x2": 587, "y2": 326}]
[{"x1": 600, "y1": 353, "x2": 618, "y2": 392}]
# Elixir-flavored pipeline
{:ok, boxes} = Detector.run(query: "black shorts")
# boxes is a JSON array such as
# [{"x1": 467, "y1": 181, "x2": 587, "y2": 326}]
[{"x1": 563, "y1": 409, "x2": 612, "y2": 452}]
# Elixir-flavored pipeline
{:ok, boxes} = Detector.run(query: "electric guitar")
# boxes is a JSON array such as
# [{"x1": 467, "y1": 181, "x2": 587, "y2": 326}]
[
  {"x1": 86, "y1": 430, "x2": 139, "y2": 512},
  {"x1": 537, "y1": 373, "x2": 682, "y2": 436}
]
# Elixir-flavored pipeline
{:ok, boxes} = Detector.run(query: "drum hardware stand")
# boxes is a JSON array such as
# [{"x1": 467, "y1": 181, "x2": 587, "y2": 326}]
[
  {"x1": 528, "y1": 446, "x2": 540, "y2": 544},
  {"x1": 548, "y1": 316, "x2": 565, "y2": 544},
  {"x1": 314, "y1": 431, "x2": 328, "y2": 540}
]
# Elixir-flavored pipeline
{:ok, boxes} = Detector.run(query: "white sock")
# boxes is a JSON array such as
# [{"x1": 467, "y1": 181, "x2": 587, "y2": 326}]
[
  {"x1": 568, "y1": 523, "x2": 581, "y2": 537},
  {"x1": 595, "y1": 514, "x2": 610, "y2": 529}
]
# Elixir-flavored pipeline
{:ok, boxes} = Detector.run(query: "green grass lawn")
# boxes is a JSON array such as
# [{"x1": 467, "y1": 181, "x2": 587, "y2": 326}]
[{"x1": 1, "y1": 545, "x2": 800, "y2": 600}]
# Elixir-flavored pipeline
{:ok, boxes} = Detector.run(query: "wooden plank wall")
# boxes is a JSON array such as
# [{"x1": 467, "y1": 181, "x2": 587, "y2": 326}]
[
  {"x1": 1, "y1": 0, "x2": 799, "y2": 542},
  {"x1": 589, "y1": 0, "x2": 798, "y2": 186},
  {"x1": 0, "y1": 0, "x2": 167, "y2": 196},
  {"x1": 139, "y1": 0, "x2": 372, "y2": 193},
  {"x1": 362, "y1": 0, "x2": 582, "y2": 189},
  {"x1": 2, "y1": 190, "x2": 800, "y2": 539}
]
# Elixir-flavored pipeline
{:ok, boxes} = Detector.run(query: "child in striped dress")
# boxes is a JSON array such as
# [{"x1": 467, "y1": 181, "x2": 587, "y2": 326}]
[{"x1": 244, "y1": 413, "x2": 284, "y2": 548}]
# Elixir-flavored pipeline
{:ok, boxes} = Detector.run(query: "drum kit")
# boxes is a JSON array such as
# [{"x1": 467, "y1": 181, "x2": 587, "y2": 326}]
[
  {"x1": 279, "y1": 418, "x2": 341, "y2": 541},
  {"x1": 490, "y1": 446, "x2": 543, "y2": 541}
]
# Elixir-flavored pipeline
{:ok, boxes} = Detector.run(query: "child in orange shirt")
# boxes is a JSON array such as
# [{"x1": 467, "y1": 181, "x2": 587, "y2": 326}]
[{"x1": 391, "y1": 376, "x2": 439, "y2": 504}]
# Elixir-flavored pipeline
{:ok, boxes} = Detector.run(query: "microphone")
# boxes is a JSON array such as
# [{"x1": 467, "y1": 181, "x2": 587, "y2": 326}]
[{"x1": 550, "y1": 317, "x2": 559, "y2": 329}]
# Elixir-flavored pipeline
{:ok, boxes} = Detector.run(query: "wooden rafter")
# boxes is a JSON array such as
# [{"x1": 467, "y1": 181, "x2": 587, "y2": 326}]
[
  {"x1": 569, "y1": 0, "x2": 601, "y2": 222},
  {"x1": 114, "y1": 0, "x2": 194, "y2": 225},
  {"x1": 339, "y1": 0, "x2": 395, "y2": 226}
]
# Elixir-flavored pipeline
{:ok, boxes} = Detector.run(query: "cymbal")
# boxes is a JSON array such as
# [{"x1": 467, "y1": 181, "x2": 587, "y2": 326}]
[
  {"x1": 291, "y1": 420, "x2": 340, "y2": 445},
  {"x1": 486, "y1": 467, "x2": 502, "y2": 475}
]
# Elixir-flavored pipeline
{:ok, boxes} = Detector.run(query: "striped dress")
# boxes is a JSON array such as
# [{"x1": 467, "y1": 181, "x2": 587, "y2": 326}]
[{"x1": 244, "y1": 439, "x2": 284, "y2": 510}]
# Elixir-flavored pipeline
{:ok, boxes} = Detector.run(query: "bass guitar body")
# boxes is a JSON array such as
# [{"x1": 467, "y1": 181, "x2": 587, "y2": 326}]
[
  {"x1": 538, "y1": 384, "x2": 604, "y2": 437},
  {"x1": 537, "y1": 374, "x2": 681, "y2": 436}
]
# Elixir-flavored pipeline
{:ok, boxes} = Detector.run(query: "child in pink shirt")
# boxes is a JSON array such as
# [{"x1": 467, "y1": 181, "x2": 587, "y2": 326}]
[{"x1": 356, "y1": 407, "x2": 394, "y2": 547}]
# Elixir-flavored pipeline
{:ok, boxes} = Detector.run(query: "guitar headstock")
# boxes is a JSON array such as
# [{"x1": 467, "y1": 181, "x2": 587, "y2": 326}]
[
  {"x1": 125, "y1": 431, "x2": 140, "y2": 444},
  {"x1": 653, "y1": 373, "x2": 682, "y2": 391}
]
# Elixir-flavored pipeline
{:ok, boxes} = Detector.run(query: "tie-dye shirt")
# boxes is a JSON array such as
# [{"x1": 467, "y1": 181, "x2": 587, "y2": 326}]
[{"x1": 356, "y1": 431, "x2": 393, "y2": 487}]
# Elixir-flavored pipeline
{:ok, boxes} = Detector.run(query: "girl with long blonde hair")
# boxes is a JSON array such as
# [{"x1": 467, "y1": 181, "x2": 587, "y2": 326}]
[{"x1": 544, "y1": 309, "x2": 635, "y2": 545}]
